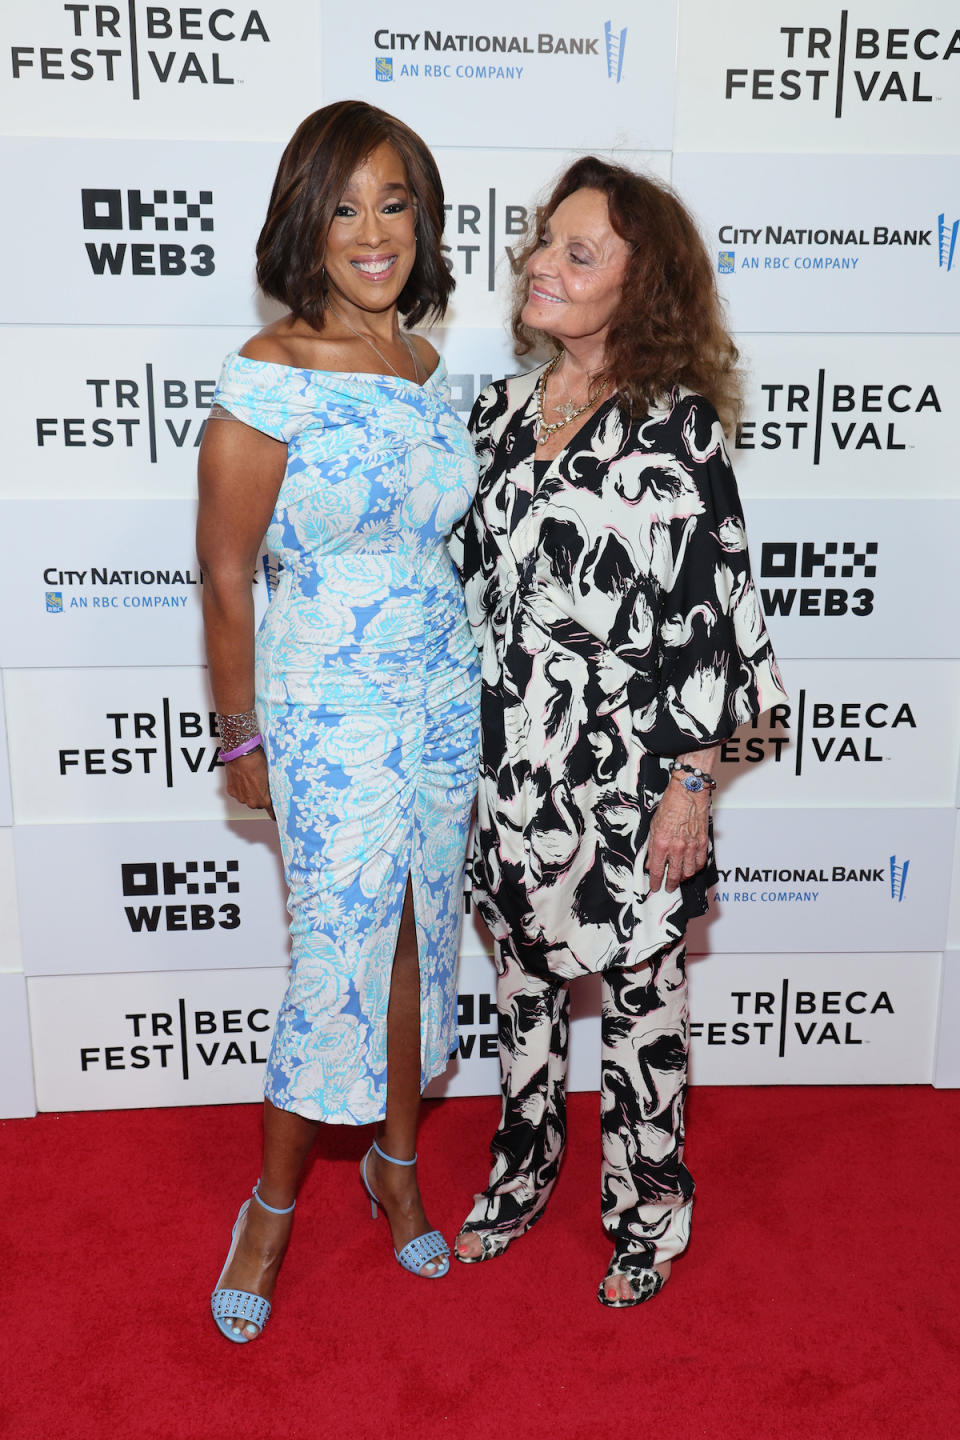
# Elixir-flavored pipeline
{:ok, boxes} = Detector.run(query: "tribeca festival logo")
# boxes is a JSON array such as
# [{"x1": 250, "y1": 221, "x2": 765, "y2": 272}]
[
  {"x1": 722, "y1": 15, "x2": 960, "y2": 115},
  {"x1": 9, "y1": 6, "x2": 271, "y2": 96},
  {"x1": 121, "y1": 857, "x2": 241, "y2": 933},
  {"x1": 439, "y1": 189, "x2": 529, "y2": 290},
  {"x1": 690, "y1": 978, "x2": 896, "y2": 1055},
  {"x1": 735, "y1": 371, "x2": 942, "y2": 462},
  {"x1": 35, "y1": 368, "x2": 217, "y2": 460},
  {"x1": 79, "y1": 999, "x2": 273, "y2": 1078},
  {"x1": 939, "y1": 212, "x2": 959, "y2": 271},
  {"x1": 889, "y1": 855, "x2": 910, "y2": 902},
  {"x1": 718, "y1": 689, "x2": 917, "y2": 775},
  {"x1": 58, "y1": 701, "x2": 221, "y2": 783},
  {"x1": 81, "y1": 187, "x2": 215, "y2": 277},
  {"x1": 759, "y1": 539, "x2": 877, "y2": 619}
]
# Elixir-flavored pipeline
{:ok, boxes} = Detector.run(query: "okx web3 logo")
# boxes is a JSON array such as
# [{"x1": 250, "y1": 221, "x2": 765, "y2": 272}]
[{"x1": 81, "y1": 187, "x2": 215, "y2": 277}]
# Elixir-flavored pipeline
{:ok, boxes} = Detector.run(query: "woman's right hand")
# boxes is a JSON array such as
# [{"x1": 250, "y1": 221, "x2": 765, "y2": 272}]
[{"x1": 222, "y1": 747, "x2": 275, "y2": 820}]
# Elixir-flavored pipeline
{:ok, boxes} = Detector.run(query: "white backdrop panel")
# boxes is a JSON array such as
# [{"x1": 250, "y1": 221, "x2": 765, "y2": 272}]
[
  {"x1": 744, "y1": 499, "x2": 960, "y2": 658},
  {"x1": 0, "y1": 0, "x2": 322, "y2": 139},
  {"x1": 322, "y1": 4, "x2": 677, "y2": 150},
  {"x1": 0, "y1": 137, "x2": 283, "y2": 326},
  {"x1": 0, "y1": 675, "x2": 12, "y2": 827},
  {"x1": 0, "y1": 502, "x2": 271, "y2": 669},
  {"x1": 28, "y1": 967, "x2": 288, "y2": 1110},
  {"x1": 0, "y1": 828, "x2": 23, "y2": 971},
  {"x1": 687, "y1": 951, "x2": 941, "y2": 1084},
  {"x1": 947, "y1": 810, "x2": 960, "y2": 950},
  {"x1": 4, "y1": 666, "x2": 248, "y2": 823},
  {"x1": 673, "y1": 153, "x2": 960, "y2": 333},
  {"x1": 0, "y1": 972, "x2": 36, "y2": 1118},
  {"x1": 431, "y1": 148, "x2": 671, "y2": 328},
  {"x1": 686, "y1": 806, "x2": 952, "y2": 955},
  {"x1": 15, "y1": 818, "x2": 288, "y2": 976},
  {"x1": 934, "y1": 948, "x2": 960, "y2": 1086},
  {"x1": 422, "y1": 327, "x2": 534, "y2": 417},
  {"x1": 0, "y1": 326, "x2": 249, "y2": 498},
  {"x1": 715, "y1": 659, "x2": 960, "y2": 808},
  {"x1": 676, "y1": 0, "x2": 960, "y2": 154},
  {"x1": 732, "y1": 334, "x2": 960, "y2": 498}
]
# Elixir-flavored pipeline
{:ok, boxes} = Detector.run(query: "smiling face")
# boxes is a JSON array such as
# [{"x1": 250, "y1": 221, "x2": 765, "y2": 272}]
[
  {"x1": 322, "y1": 140, "x2": 417, "y2": 318},
  {"x1": 522, "y1": 187, "x2": 631, "y2": 352}
]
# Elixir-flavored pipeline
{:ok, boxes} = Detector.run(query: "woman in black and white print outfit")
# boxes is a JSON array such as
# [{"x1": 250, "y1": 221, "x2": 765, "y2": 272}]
[{"x1": 449, "y1": 157, "x2": 787, "y2": 1306}]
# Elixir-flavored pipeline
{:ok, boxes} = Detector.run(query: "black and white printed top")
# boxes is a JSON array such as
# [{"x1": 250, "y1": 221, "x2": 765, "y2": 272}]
[{"x1": 452, "y1": 363, "x2": 788, "y2": 980}]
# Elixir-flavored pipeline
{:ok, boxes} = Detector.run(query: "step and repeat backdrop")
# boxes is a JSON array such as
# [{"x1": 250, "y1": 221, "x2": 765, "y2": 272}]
[{"x1": 1, "y1": 0, "x2": 959, "y2": 1116}]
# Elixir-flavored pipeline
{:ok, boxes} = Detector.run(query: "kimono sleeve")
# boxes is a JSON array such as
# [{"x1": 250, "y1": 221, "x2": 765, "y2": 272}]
[{"x1": 640, "y1": 396, "x2": 788, "y2": 757}]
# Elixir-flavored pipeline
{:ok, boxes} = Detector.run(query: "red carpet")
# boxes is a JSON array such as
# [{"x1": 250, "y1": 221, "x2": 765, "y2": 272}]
[{"x1": 6, "y1": 1086, "x2": 959, "y2": 1440}]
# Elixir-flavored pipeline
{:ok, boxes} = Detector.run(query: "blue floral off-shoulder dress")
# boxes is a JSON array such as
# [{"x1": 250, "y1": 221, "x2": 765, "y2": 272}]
[{"x1": 213, "y1": 352, "x2": 480, "y2": 1124}]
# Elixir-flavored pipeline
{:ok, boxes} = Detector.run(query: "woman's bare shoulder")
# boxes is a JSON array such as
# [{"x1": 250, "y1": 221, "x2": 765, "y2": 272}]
[{"x1": 239, "y1": 318, "x2": 332, "y2": 368}]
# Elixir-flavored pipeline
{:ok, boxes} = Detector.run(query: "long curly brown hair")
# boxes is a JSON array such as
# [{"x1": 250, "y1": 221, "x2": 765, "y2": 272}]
[{"x1": 512, "y1": 156, "x2": 742, "y2": 435}]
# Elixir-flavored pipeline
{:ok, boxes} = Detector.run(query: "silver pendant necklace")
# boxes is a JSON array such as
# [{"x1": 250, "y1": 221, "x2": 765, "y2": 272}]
[{"x1": 327, "y1": 300, "x2": 423, "y2": 383}]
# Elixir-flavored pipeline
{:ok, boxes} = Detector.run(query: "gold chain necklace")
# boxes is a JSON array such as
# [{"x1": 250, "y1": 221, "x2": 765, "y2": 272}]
[
  {"x1": 327, "y1": 301, "x2": 422, "y2": 383},
  {"x1": 534, "y1": 353, "x2": 610, "y2": 443}
]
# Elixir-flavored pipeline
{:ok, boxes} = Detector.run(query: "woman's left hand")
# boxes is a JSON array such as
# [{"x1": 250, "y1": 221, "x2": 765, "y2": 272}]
[{"x1": 647, "y1": 782, "x2": 711, "y2": 894}]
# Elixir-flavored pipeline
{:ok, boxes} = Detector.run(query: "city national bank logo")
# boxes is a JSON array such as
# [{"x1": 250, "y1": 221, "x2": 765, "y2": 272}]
[
  {"x1": 35, "y1": 367, "x2": 217, "y2": 462},
  {"x1": 41, "y1": 565, "x2": 200, "y2": 613},
  {"x1": 722, "y1": 15, "x2": 960, "y2": 117},
  {"x1": 712, "y1": 856, "x2": 912, "y2": 908},
  {"x1": 604, "y1": 22, "x2": 626, "y2": 82},
  {"x1": 57, "y1": 701, "x2": 222, "y2": 785},
  {"x1": 82, "y1": 187, "x2": 215, "y2": 277},
  {"x1": 9, "y1": 5, "x2": 271, "y2": 98},
  {"x1": 890, "y1": 855, "x2": 909, "y2": 902},
  {"x1": 718, "y1": 690, "x2": 917, "y2": 775},
  {"x1": 122, "y1": 857, "x2": 240, "y2": 932},
  {"x1": 79, "y1": 1000, "x2": 273, "y2": 1079},
  {"x1": 759, "y1": 539, "x2": 877, "y2": 619},
  {"x1": 939, "y1": 213, "x2": 959, "y2": 271},
  {"x1": 370, "y1": 22, "x2": 624, "y2": 84},
  {"x1": 691, "y1": 978, "x2": 896, "y2": 1057},
  {"x1": 735, "y1": 369, "x2": 942, "y2": 464},
  {"x1": 717, "y1": 221, "x2": 932, "y2": 276}
]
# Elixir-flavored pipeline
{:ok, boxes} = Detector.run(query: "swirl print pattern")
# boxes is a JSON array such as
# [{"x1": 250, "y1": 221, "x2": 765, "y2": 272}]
[{"x1": 213, "y1": 353, "x2": 480, "y2": 1124}]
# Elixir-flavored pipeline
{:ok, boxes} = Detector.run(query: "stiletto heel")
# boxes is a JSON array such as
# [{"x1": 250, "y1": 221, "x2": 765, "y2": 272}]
[
  {"x1": 210, "y1": 1180, "x2": 296, "y2": 1343},
  {"x1": 360, "y1": 1140, "x2": 450, "y2": 1278}
]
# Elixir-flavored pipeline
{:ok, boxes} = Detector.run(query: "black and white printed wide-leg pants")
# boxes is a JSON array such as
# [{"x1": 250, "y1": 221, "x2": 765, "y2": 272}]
[{"x1": 460, "y1": 937, "x2": 694, "y2": 1266}]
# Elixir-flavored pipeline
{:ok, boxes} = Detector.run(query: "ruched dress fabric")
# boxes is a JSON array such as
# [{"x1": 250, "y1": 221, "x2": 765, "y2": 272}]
[{"x1": 213, "y1": 352, "x2": 480, "y2": 1125}]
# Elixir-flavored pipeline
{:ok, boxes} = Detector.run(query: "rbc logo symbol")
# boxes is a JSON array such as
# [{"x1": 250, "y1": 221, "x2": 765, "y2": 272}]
[
  {"x1": 718, "y1": 251, "x2": 735, "y2": 274},
  {"x1": 376, "y1": 57, "x2": 393, "y2": 82},
  {"x1": 938, "y1": 213, "x2": 958, "y2": 272},
  {"x1": 45, "y1": 591, "x2": 63, "y2": 613}
]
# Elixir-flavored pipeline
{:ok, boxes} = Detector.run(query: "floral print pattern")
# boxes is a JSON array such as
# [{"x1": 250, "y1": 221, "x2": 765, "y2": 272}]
[{"x1": 214, "y1": 353, "x2": 480, "y2": 1123}]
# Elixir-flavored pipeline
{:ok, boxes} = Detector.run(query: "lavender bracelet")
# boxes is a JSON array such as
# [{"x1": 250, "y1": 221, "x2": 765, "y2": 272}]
[{"x1": 219, "y1": 733, "x2": 263, "y2": 764}]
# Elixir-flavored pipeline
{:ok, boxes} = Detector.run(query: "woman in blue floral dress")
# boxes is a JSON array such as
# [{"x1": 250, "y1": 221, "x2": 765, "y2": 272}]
[{"x1": 198, "y1": 102, "x2": 479, "y2": 1341}]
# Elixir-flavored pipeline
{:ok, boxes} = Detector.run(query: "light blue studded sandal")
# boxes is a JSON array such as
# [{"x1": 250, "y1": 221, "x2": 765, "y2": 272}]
[
  {"x1": 210, "y1": 1181, "x2": 296, "y2": 1343},
  {"x1": 360, "y1": 1140, "x2": 450, "y2": 1278}
]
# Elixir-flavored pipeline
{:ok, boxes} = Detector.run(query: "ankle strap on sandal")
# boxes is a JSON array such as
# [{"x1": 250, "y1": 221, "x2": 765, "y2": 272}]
[
  {"x1": 372, "y1": 1140, "x2": 417, "y2": 1167},
  {"x1": 252, "y1": 1180, "x2": 296, "y2": 1215}
]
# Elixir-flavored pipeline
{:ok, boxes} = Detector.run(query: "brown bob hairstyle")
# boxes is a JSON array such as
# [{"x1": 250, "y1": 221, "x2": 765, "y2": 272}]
[
  {"x1": 512, "y1": 156, "x2": 742, "y2": 434},
  {"x1": 256, "y1": 100, "x2": 454, "y2": 329}
]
